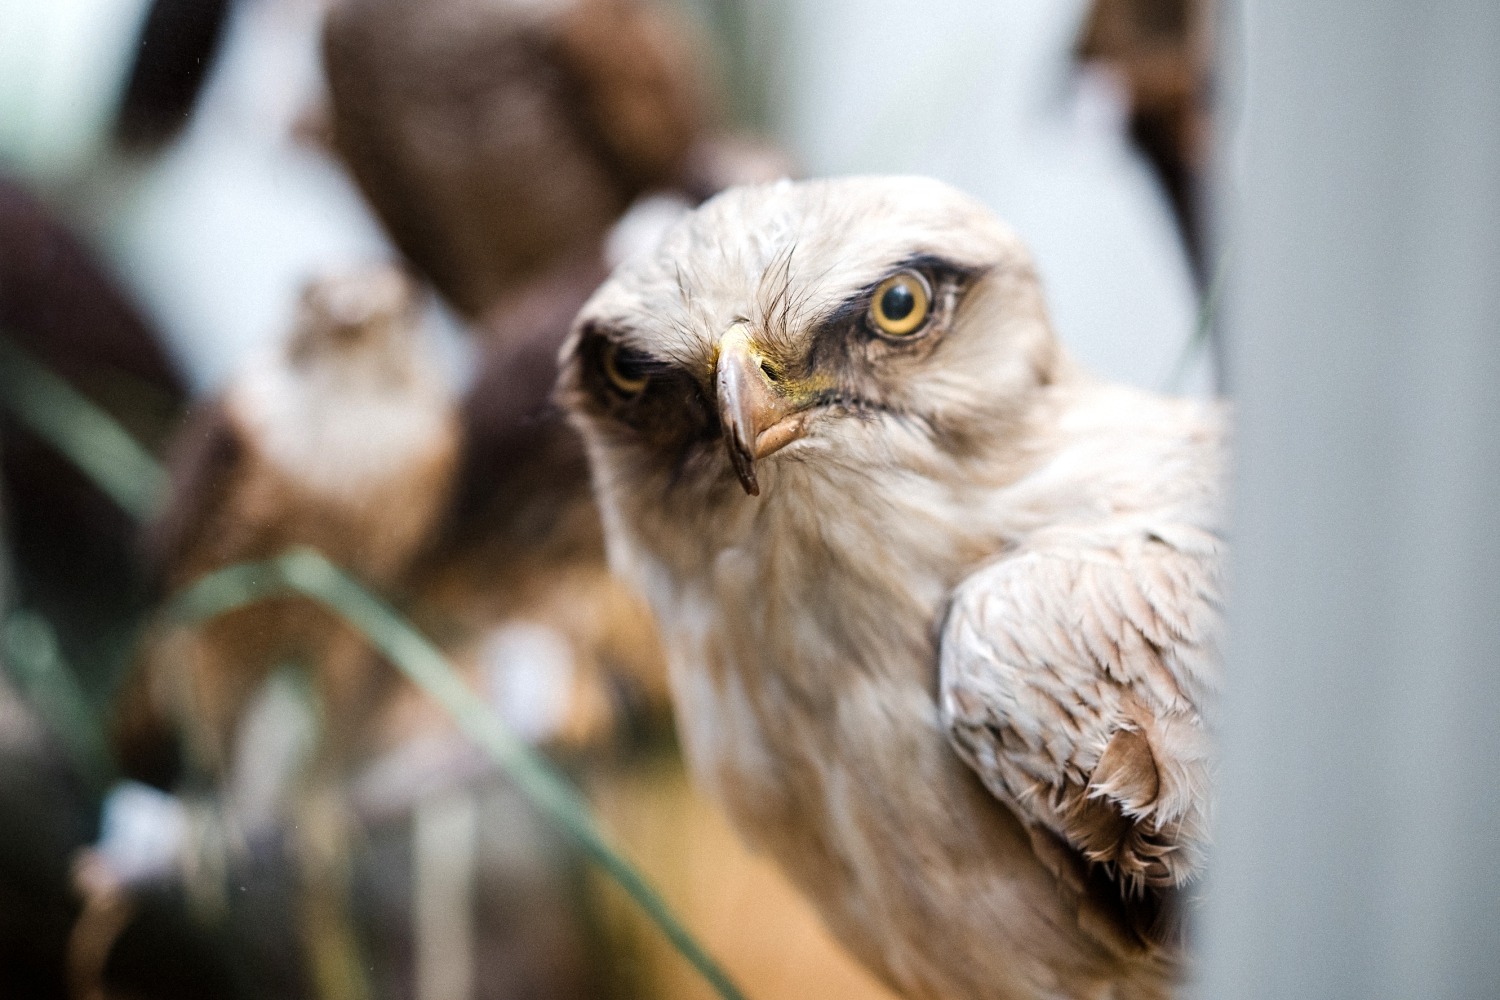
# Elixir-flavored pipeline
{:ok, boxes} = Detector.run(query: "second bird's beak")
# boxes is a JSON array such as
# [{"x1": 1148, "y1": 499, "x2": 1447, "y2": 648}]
[{"x1": 716, "y1": 324, "x2": 808, "y2": 496}]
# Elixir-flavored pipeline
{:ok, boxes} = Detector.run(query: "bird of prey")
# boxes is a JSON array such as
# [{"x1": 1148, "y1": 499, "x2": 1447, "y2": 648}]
[
  {"x1": 123, "y1": 264, "x2": 460, "y2": 779},
  {"x1": 320, "y1": 0, "x2": 711, "y2": 319},
  {"x1": 559, "y1": 177, "x2": 1225, "y2": 1000}
]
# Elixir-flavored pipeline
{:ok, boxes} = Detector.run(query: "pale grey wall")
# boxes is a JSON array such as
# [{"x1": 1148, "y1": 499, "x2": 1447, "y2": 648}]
[{"x1": 1197, "y1": 4, "x2": 1500, "y2": 998}]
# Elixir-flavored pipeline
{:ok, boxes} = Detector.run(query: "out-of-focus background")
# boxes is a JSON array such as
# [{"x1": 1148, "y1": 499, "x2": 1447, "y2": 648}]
[{"x1": 0, "y1": 1, "x2": 1213, "y2": 997}]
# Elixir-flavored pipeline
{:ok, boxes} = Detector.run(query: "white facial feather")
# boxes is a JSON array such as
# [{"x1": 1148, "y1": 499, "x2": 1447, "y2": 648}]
[{"x1": 230, "y1": 350, "x2": 453, "y2": 500}]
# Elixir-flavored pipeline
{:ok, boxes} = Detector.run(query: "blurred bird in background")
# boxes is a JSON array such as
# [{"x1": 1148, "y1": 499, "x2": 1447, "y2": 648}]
[
  {"x1": 105, "y1": 263, "x2": 470, "y2": 1000},
  {"x1": 121, "y1": 264, "x2": 459, "y2": 781},
  {"x1": 320, "y1": 0, "x2": 710, "y2": 320},
  {"x1": 562, "y1": 176, "x2": 1225, "y2": 1000},
  {"x1": 1076, "y1": 0, "x2": 1213, "y2": 281}
]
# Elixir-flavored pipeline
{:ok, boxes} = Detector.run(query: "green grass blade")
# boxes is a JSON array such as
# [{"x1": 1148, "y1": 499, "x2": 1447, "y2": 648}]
[
  {"x1": 1, "y1": 608, "x2": 119, "y2": 790},
  {"x1": 169, "y1": 548, "x2": 750, "y2": 1000},
  {"x1": 0, "y1": 336, "x2": 168, "y2": 519},
  {"x1": 1164, "y1": 247, "x2": 1234, "y2": 394}
]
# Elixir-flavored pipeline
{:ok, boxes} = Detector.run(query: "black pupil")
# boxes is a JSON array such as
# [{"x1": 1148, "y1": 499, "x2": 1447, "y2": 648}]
[
  {"x1": 881, "y1": 282, "x2": 916, "y2": 322},
  {"x1": 610, "y1": 345, "x2": 647, "y2": 382}
]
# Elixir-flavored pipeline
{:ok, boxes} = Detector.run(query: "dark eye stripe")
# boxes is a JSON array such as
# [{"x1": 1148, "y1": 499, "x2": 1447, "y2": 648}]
[
  {"x1": 581, "y1": 329, "x2": 678, "y2": 394},
  {"x1": 607, "y1": 344, "x2": 657, "y2": 382}
]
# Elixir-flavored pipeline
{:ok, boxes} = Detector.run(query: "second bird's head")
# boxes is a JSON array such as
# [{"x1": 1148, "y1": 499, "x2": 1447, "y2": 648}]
[{"x1": 287, "y1": 263, "x2": 426, "y2": 383}]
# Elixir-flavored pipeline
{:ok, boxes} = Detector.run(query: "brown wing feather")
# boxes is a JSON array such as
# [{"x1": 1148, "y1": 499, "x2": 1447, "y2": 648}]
[
  {"x1": 551, "y1": 0, "x2": 707, "y2": 192},
  {"x1": 120, "y1": 400, "x2": 245, "y2": 784},
  {"x1": 143, "y1": 399, "x2": 250, "y2": 587},
  {"x1": 322, "y1": 0, "x2": 628, "y2": 316}
]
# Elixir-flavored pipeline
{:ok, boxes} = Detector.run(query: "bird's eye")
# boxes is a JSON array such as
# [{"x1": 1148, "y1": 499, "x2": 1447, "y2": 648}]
[
  {"x1": 869, "y1": 271, "x2": 932, "y2": 337},
  {"x1": 602, "y1": 341, "x2": 650, "y2": 397}
]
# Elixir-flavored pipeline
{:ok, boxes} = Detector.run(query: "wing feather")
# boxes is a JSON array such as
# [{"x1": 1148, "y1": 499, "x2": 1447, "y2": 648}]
[
  {"x1": 941, "y1": 532, "x2": 1222, "y2": 898},
  {"x1": 144, "y1": 400, "x2": 251, "y2": 586}
]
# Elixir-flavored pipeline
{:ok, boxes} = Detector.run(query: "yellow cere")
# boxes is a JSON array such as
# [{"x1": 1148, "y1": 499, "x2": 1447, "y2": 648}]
[
  {"x1": 869, "y1": 271, "x2": 931, "y2": 336},
  {"x1": 747, "y1": 344, "x2": 836, "y2": 401}
]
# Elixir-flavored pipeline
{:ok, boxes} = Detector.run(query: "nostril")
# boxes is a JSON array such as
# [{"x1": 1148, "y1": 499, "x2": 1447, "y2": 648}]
[{"x1": 759, "y1": 359, "x2": 779, "y2": 383}]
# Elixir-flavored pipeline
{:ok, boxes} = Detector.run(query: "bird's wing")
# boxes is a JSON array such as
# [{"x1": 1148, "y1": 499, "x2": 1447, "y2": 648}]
[
  {"x1": 552, "y1": 0, "x2": 705, "y2": 191},
  {"x1": 122, "y1": 399, "x2": 251, "y2": 786},
  {"x1": 144, "y1": 399, "x2": 251, "y2": 587},
  {"x1": 940, "y1": 526, "x2": 1222, "y2": 894}
]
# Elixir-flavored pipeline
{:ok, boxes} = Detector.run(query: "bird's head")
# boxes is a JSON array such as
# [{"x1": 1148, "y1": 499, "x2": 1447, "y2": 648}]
[
  {"x1": 287, "y1": 264, "x2": 425, "y2": 382},
  {"x1": 559, "y1": 177, "x2": 1065, "y2": 559}
]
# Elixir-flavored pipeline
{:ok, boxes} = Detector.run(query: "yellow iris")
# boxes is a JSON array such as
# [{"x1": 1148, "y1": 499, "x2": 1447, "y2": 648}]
[
  {"x1": 603, "y1": 342, "x2": 649, "y2": 396},
  {"x1": 869, "y1": 271, "x2": 932, "y2": 336}
]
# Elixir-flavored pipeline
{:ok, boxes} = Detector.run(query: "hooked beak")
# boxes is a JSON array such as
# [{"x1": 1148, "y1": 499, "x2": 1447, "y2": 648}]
[{"x1": 715, "y1": 324, "x2": 809, "y2": 496}]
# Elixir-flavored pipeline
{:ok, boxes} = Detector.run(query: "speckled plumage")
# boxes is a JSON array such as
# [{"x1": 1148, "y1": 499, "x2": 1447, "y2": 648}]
[{"x1": 559, "y1": 177, "x2": 1225, "y2": 1000}]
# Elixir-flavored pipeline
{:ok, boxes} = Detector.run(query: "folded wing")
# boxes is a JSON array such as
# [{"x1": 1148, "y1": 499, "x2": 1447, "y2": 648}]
[{"x1": 941, "y1": 526, "x2": 1223, "y2": 896}]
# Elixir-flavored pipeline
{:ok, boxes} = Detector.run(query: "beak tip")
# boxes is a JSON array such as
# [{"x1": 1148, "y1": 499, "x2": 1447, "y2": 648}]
[{"x1": 728, "y1": 447, "x2": 760, "y2": 496}]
